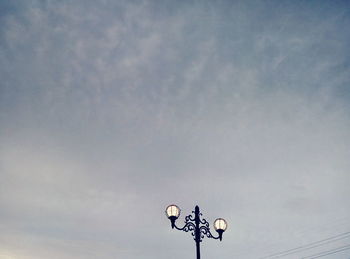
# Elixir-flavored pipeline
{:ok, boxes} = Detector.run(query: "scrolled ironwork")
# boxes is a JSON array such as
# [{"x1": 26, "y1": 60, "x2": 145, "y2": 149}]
[
  {"x1": 174, "y1": 212, "x2": 219, "y2": 242},
  {"x1": 199, "y1": 217, "x2": 209, "y2": 227},
  {"x1": 185, "y1": 213, "x2": 195, "y2": 223},
  {"x1": 174, "y1": 221, "x2": 196, "y2": 232},
  {"x1": 199, "y1": 225, "x2": 220, "y2": 240}
]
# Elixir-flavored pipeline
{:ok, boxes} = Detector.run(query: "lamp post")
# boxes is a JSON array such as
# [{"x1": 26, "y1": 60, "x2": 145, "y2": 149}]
[{"x1": 165, "y1": 204, "x2": 227, "y2": 259}]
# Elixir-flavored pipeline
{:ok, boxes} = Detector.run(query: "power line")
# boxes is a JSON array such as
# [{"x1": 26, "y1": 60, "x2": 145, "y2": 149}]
[
  {"x1": 260, "y1": 231, "x2": 350, "y2": 258},
  {"x1": 302, "y1": 244, "x2": 350, "y2": 259},
  {"x1": 254, "y1": 216, "x2": 350, "y2": 258},
  {"x1": 261, "y1": 234, "x2": 350, "y2": 258}
]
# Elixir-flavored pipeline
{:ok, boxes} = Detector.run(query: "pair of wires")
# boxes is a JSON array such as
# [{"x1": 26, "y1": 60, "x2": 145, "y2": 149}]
[
  {"x1": 302, "y1": 244, "x2": 350, "y2": 259},
  {"x1": 260, "y1": 231, "x2": 350, "y2": 258},
  {"x1": 256, "y1": 215, "x2": 350, "y2": 258}
]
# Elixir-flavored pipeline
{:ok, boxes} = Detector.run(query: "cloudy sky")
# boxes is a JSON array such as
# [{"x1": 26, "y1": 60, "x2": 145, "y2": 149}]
[{"x1": 1, "y1": 0, "x2": 350, "y2": 258}]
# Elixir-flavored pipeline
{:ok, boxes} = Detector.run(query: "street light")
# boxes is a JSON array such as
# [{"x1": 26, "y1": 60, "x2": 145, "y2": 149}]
[{"x1": 165, "y1": 204, "x2": 227, "y2": 259}]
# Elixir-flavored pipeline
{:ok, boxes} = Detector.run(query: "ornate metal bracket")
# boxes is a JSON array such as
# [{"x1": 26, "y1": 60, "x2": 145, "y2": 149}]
[{"x1": 173, "y1": 206, "x2": 220, "y2": 243}]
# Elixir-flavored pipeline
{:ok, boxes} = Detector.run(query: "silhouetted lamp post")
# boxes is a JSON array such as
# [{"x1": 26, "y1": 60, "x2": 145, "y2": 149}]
[{"x1": 165, "y1": 204, "x2": 227, "y2": 259}]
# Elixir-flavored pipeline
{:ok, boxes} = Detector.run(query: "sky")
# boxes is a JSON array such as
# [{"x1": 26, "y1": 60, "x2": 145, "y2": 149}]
[{"x1": 1, "y1": 0, "x2": 350, "y2": 258}]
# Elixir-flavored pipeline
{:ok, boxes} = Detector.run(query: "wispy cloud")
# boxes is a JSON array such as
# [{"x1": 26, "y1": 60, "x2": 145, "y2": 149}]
[{"x1": 1, "y1": 0, "x2": 350, "y2": 258}]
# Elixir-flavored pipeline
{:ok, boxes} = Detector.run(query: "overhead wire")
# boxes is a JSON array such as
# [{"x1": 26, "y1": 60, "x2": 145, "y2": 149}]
[
  {"x1": 260, "y1": 231, "x2": 350, "y2": 258},
  {"x1": 254, "y1": 216, "x2": 350, "y2": 258},
  {"x1": 232, "y1": 215, "x2": 350, "y2": 258},
  {"x1": 301, "y1": 244, "x2": 350, "y2": 259}
]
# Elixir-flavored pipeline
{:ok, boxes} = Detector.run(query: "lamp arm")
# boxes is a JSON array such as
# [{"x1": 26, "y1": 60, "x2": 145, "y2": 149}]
[
  {"x1": 199, "y1": 225, "x2": 220, "y2": 240},
  {"x1": 174, "y1": 221, "x2": 196, "y2": 232}
]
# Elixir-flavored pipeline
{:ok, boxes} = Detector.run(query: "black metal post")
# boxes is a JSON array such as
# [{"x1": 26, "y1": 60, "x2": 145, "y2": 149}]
[{"x1": 194, "y1": 206, "x2": 201, "y2": 259}]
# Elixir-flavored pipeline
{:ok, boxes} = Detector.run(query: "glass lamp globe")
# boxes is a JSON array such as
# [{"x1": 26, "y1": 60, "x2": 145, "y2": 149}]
[
  {"x1": 214, "y1": 218, "x2": 227, "y2": 232},
  {"x1": 166, "y1": 204, "x2": 181, "y2": 229},
  {"x1": 166, "y1": 204, "x2": 181, "y2": 219},
  {"x1": 214, "y1": 218, "x2": 227, "y2": 241}
]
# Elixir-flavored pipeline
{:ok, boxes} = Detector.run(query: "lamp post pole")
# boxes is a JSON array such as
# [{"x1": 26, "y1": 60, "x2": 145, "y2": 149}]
[
  {"x1": 165, "y1": 204, "x2": 227, "y2": 259},
  {"x1": 194, "y1": 206, "x2": 201, "y2": 259}
]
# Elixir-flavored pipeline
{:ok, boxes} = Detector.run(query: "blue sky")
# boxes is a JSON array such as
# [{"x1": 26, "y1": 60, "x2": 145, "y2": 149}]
[{"x1": 1, "y1": 1, "x2": 350, "y2": 258}]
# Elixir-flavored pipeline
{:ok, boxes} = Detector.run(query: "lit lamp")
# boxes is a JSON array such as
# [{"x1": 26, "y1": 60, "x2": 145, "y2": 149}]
[
  {"x1": 165, "y1": 204, "x2": 181, "y2": 229},
  {"x1": 214, "y1": 218, "x2": 227, "y2": 241}
]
